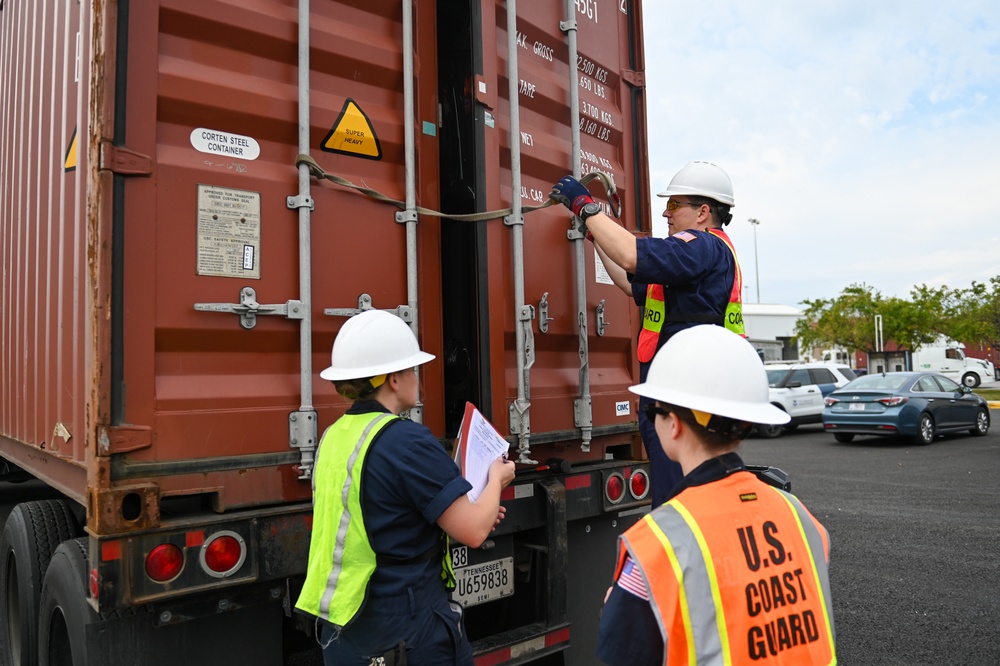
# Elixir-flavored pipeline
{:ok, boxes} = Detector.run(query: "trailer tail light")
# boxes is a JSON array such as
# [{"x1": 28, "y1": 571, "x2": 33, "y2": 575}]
[
  {"x1": 629, "y1": 469, "x2": 650, "y2": 501},
  {"x1": 605, "y1": 473, "x2": 625, "y2": 504},
  {"x1": 145, "y1": 544, "x2": 184, "y2": 582},
  {"x1": 200, "y1": 531, "x2": 247, "y2": 578}
]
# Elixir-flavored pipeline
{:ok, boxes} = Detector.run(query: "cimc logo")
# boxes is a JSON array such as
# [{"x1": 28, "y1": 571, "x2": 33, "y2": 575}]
[{"x1": 615, "y1": 401, "x2": 631, "y2": 417}]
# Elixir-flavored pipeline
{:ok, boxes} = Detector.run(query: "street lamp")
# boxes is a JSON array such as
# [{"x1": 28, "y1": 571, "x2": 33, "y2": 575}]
[{"x1": 748, "y1": 218, "x2": 760, "y2": 303}]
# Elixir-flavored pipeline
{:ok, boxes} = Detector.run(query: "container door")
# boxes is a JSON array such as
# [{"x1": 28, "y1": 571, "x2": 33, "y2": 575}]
[
  {"x1": 110, "y1": 0, "x2": 442, "y2": 518},
  {"x1": 437, "y1": 0, "x2": 649, "y2": 463}
]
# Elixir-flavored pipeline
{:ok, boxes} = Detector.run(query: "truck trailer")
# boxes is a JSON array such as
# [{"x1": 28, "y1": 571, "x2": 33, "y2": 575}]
[{"x1": 0, "y1": 0, "x2": 652, "y2": 663}]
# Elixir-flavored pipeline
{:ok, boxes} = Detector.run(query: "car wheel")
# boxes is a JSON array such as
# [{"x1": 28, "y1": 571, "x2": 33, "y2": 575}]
[
  {"x1": 833, "y1": 433, "x2": 854, "y2": 443},
  {"x1": 970, "y1": 408, "x2": 990, "y2": 436},
  {"x1": 913, "y1": 413, "x2": 935, "y2": 445},
  {"x1": 961, "y1": 373, "x2": 980, "y2": 388},
  {"x1": 756, "y1": 423, "x2": 784, "y2": 439}
]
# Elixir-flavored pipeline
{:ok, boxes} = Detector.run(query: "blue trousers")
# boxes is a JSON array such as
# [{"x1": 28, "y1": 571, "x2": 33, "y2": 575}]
[{"x1": 319, "y1": 577, "x2": 473, "y2": 666}]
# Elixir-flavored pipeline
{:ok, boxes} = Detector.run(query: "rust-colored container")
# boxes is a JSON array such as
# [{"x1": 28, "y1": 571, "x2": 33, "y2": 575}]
[
  {"x1": 2, "y1": 0, "x2": 647, "y2": 535},
  {"x1": 2, "y1": 0, "x2": 648, "y2": 661}
]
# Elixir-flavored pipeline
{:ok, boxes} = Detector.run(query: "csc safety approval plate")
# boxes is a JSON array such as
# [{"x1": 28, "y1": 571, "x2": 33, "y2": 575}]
[{"x1": 450, "y1": 546, "x2": 514, "y2": 607}]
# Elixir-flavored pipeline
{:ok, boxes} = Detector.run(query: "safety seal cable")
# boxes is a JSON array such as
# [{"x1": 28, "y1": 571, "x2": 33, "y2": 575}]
[{"x1": 295, "y1": 153, "x2": 622, "y2": 222}]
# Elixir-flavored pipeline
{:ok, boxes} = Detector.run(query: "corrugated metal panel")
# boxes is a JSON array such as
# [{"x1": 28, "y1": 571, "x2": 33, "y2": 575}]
[
  {"x1": 476, "y1": 0, "x2": 648, "y2": 457},
  {"x1": 0, "y1": 0, "x2": 90, "y2": 496},
  {"x1": 116, "y1": 0, "x2": 442, "y2": 510}
]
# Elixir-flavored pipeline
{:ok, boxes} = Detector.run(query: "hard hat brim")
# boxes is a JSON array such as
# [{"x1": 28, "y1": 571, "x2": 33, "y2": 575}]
[
  {"x1": 320, "y1": 351, "x2": 435, "y2": 381},
  {"x1": 629, "y1": 381, "x2": 791, "y2": 425}
]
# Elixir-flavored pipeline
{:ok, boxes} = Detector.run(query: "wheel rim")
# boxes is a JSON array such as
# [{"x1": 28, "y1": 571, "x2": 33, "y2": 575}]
[
  {"x1": 977, "y1": 411, "x2": 989, "y2": 433},
  {"x1": 920, "y1": 416, "x2": 933, "y2": 443}
]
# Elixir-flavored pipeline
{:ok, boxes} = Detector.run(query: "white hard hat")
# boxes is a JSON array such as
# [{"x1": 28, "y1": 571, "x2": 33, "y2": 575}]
[
  {"x1": 656, "y1": 161, "x2": 735, "y2": 207},
  {"x1": 629, "y1": 325, "x2": 788, "y2": 425},
  {"x1": 320, "y1": 310, "x2": 435, "y2": 381}
]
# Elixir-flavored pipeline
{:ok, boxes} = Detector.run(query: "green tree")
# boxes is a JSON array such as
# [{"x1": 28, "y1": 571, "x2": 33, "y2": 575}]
[
  {"x1": 794, "y1": 283, "x2": 936, "y2": 354},
  {"x1": 952, "y1": 277, "x2": 1000, "y2": 353}
]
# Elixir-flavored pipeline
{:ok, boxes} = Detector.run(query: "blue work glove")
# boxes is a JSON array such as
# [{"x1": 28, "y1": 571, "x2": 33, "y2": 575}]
[{"x1": 550, "y1": 176, "x2": 595, "y2": 218}]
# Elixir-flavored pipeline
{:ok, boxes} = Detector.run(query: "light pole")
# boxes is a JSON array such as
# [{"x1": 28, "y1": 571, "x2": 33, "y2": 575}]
[{"x1": 748, "y1": 218, "x2": 760, "y2": 303}]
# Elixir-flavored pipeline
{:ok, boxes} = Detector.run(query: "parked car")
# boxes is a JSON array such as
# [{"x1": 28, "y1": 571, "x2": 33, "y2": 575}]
[
  {"x1": 756, "y1": 362, "x2": 858, "y2": 437},
  {"x1": 821, "y1": 371, "x2": 990, "y2": 445}
]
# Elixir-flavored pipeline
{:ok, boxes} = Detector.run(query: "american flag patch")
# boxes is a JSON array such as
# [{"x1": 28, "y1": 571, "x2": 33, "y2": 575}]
[
  {"x1": 616, "y1": 557, "x2": 649, "y2": 600},
  {"x1": 674, "y1": 231, "x2": 696, "y2": 242}
]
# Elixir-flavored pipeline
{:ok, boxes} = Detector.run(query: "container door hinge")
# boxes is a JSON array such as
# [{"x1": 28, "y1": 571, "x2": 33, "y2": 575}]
[
  {"x1": 622, "y1": 69, "x2": 645, "y2": 88},
  {"x1": 194, "y1": 287, "x2": 306, "y2": 330},
  {"x1": 98, "y1": 425, "x2": 153, "y2": 455},
  {"x1": 99, "y1": 141, "x2": 153, "y2": 176}
]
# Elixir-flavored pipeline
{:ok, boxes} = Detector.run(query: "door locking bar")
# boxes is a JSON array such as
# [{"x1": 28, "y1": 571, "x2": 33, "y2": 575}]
[
  {"x1": 194, "y1": 286, "x2": 305, "y2": 330},
  {"x1": 324, "y1": 293, "x2": 412, "y2": 323}
]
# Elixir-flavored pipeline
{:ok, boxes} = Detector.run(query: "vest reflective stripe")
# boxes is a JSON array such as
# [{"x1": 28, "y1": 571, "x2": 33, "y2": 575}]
[
  {"x1": 638, "y1": 284, "x2": 666, "y2": 362},
  {"x1": 295, "y1": 412, "x2": 397, "y2": 627},
  {"x1": 770, "y1": 490, "x2": 836, "y2": 648},
  {"x1": 617, "y1": 473, "x2": 836, "y2": 664},
  {"x1": 707, "y1": 228, "x2": 746, "y2": 338}
]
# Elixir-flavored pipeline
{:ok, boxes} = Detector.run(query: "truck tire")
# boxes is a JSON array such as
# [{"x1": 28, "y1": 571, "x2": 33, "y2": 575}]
[
  {"x1": 0, "y1": 501, "x2": 81, "y2": 666},
  {"x1": 961, "y1": 373, "x2": 980, "y2": 388},
  {"x1": 38, "y1": 539, "x2": 95, "y2": 666}
]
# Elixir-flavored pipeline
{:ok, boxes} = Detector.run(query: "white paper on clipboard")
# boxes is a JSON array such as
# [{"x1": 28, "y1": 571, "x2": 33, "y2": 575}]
[{"x1": 454, "y1": 402, "x2": 510, "y2": 502}]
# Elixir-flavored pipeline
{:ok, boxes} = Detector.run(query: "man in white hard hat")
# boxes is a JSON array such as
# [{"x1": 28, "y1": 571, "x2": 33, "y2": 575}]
[
  {"x1": 551, "y1": 162, "x2": 746, "y2": 505},
  {"x1": 296, "y1": 309, "x2": 515, "y2": 665},
  {"x1": 594, "y1": 325, "x2": 836, "y2": 665}
]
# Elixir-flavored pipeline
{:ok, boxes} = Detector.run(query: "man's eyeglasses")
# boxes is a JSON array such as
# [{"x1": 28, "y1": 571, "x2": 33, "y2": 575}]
[
  {"x1": 665, "y1": 199, "x2": 704, "y2": 212},
  {"x1": 643, "y1": 402, "x2": 671, "y2": 421}
]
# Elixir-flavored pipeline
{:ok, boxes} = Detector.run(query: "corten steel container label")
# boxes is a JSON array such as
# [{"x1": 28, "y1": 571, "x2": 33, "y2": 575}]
[{"x1": 476, "y1": 0, "x2": 648, "y2": 450}]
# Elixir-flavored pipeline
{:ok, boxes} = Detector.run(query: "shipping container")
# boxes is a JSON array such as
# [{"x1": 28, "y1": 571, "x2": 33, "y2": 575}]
[{"x1": 0, "y1": 0, "x2": 649, "y2": 663}]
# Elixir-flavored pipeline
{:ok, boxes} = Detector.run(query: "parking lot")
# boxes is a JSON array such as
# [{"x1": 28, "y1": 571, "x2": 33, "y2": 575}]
[
  {"x1": 743, "y1": 412, "x2": 1000, "y2": 665},
  {"x1": 2, "y1": 408, "x2": 998, "y2": 665}
]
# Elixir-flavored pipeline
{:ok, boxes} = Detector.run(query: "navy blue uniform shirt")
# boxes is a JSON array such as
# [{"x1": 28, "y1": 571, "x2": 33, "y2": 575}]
[{"x1": 349, "y1": 401, "x2": 472, "y2": 596}]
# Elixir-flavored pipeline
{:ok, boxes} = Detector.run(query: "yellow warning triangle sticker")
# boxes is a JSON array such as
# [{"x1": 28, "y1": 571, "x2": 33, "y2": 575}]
[
  {"x1": 321, "y1": 98, "x2": 382, "y2": 160},
  {"x1": 64, "y1": 126, "x2": 78, "y2": 172}
]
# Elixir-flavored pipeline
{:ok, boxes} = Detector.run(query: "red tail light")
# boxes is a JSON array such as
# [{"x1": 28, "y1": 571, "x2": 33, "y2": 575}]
[
  {"x1": 629, "y1": 470, "x2": 650, "y2": 500},
  {"x1": 878, "y1": 396, "x2": 908, "y2": 407},
  {"x1": 145, "y1": 543, "x2": 184, "y2": 582},
  {"x1": 605, "y1": 473, "x2": 625, "y2": 503},
  {"x1": 201, "y1": 531, "x2": 246, "y2": 577},
  {"x1": 824, "y1": 397, "x2": 839, "y2": 406}
]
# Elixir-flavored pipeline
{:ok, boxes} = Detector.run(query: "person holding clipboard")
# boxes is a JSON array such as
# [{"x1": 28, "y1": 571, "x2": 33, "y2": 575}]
[{"x1": 296, "y1": 310, "x2": 516, "y2": 665}]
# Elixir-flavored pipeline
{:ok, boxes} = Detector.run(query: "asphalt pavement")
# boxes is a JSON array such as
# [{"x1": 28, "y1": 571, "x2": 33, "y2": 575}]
[{"x1": 743, "y1": 414, "x2": 1000, "y2": 666}]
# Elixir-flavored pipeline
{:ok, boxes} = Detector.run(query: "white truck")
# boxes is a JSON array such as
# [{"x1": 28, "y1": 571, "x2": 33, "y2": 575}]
[{"x1": 910, "y1": 342, "x2": 995, "y2": 388}]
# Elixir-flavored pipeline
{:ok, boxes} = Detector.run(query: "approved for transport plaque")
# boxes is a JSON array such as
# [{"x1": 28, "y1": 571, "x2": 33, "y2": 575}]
[{"x1": 196, "y1": 185, "x2": 261, "y2": 279}]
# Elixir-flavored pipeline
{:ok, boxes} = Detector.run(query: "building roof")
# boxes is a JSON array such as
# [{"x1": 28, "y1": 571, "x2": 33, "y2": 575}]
[{"x1": 742, "y1": 303, "x2": 803, "y2": 317}]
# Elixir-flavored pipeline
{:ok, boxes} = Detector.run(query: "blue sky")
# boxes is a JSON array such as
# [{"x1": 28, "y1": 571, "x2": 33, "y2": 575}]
[{"x1": 642, "y1": 1, "x2": 1000, "y2": 308}]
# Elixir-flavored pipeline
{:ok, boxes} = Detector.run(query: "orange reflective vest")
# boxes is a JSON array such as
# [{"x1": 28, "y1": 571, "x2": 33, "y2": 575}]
[
  {"x1": 637, "y1": 228, "x2": 745, "y2": 363},
  {"x1": 614, "y1": 471, "x2": 836, "y2": 665}
]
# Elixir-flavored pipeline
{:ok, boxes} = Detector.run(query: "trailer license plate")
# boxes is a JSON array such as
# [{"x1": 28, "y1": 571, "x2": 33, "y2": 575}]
[
  {"x1": 451, "y1": 551, "x2": 514, "y2": 607},
  {"x1": 849, "y1": 403, "x2": 865, "y2": 411}
]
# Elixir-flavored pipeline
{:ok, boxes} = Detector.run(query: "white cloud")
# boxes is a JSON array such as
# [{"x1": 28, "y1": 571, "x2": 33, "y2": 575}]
[{"x1": 643, "y1": 1, "x2": 1000, "y2": 306}]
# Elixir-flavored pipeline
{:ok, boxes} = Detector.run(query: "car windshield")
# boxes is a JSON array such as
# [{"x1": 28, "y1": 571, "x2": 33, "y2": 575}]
[
  {"x1": 844, "y1": 374, "x2": 909, "y2": 391},
  {"x1": 766, "y1": 369, "x2": 789, "y2": 386}
]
